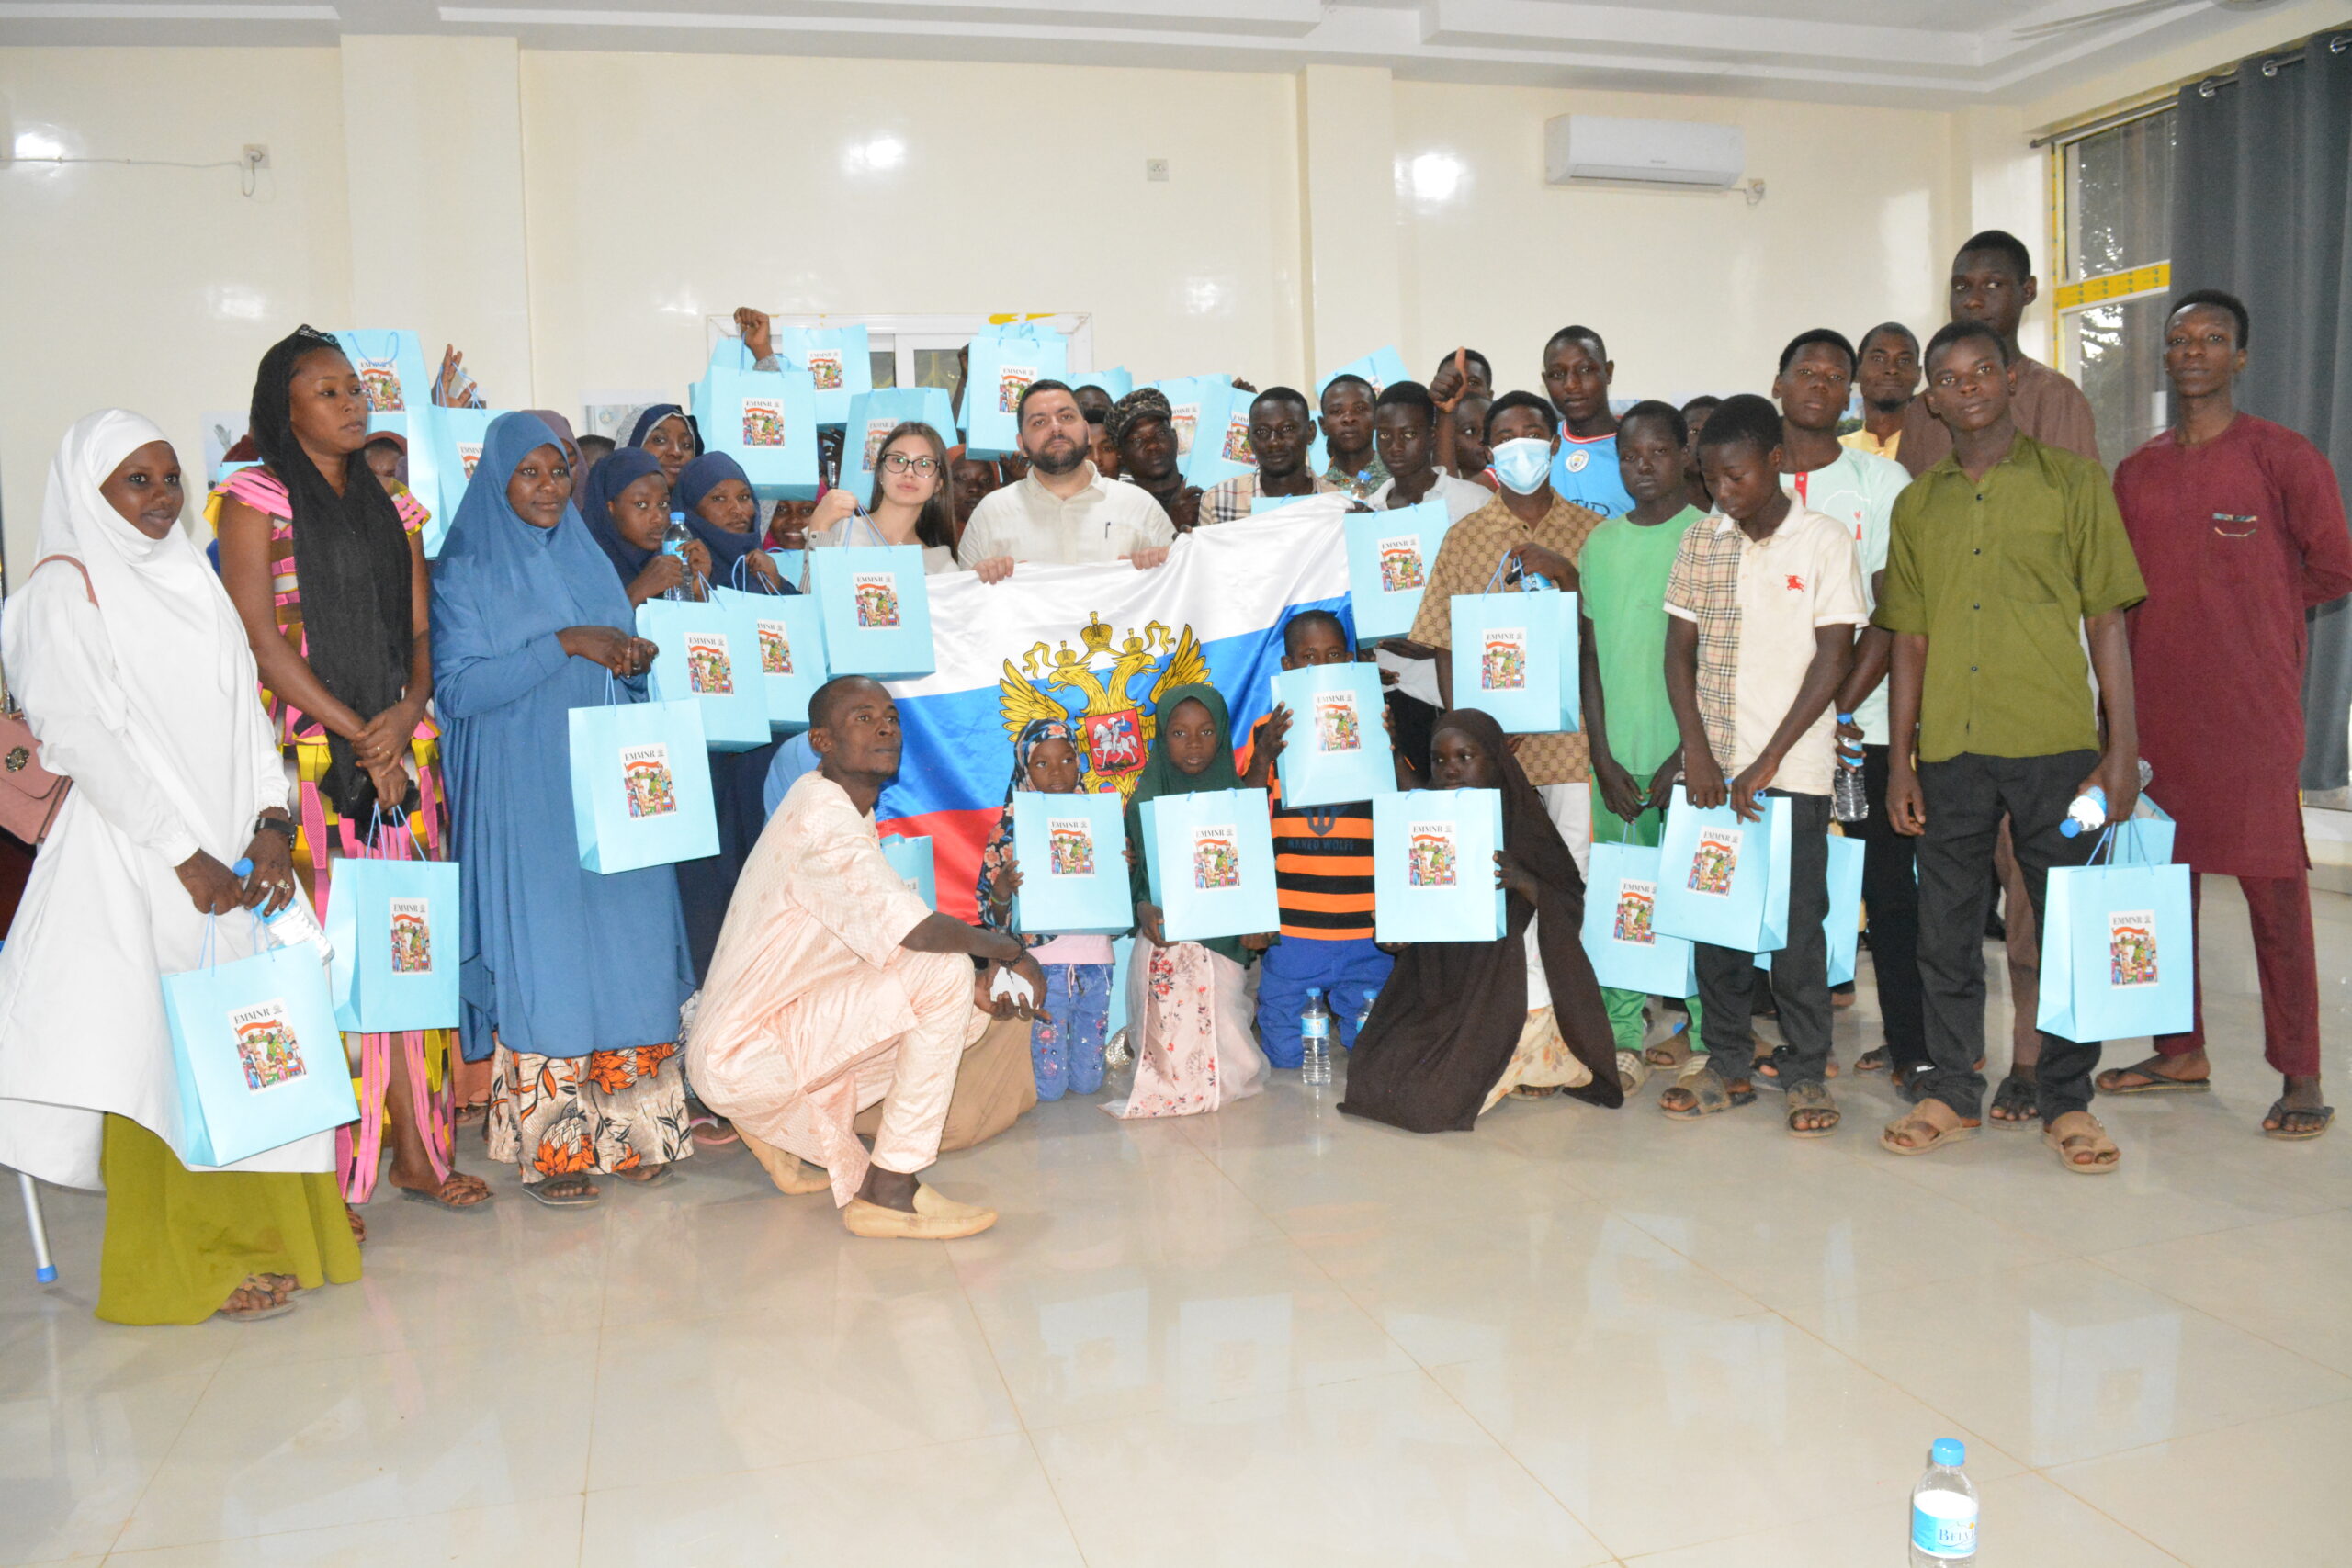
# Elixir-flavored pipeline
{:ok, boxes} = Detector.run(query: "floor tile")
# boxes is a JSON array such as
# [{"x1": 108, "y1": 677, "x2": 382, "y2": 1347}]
[
  {"x1": 2092, "y1": 1207, "x2": 2352, "y2": 1375},
  {"x1": 98, "y1": 1497, "x2": 583, "y2": 1566},
  {"x1": 1786, "y1": 1257, "x2": 2352, "y2": 1467},
  {"x1": 579, "y1": 1434, "x2": 1082, "y2": 1568},
  {"x1": 0, "y1": 1371, "x2": 209, "y2": 1565},
  {"x1": 1031, "y1": 1369, "x2": 1612, "y2": 1566}
]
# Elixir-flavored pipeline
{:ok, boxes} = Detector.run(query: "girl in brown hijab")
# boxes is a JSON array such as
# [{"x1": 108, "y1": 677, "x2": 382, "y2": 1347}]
[{"x1": 1339, "y1": 708, "x2": 1622, "y2": 1134}]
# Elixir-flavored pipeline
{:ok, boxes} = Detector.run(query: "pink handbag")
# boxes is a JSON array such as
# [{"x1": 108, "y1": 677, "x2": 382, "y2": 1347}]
[{"x1": 0, "y1": 556, "x2": 96, "y2": 846}]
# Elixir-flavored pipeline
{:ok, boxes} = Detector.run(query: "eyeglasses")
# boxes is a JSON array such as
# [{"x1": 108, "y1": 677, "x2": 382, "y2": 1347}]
[{"x1": 882, "y1": 454, "x2": 939, "y2": 474}]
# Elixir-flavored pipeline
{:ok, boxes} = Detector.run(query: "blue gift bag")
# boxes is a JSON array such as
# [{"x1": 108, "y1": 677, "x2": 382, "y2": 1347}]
[
  {"x1": 2038, "y1": 829, "x2": 2194, "y2": 1043},
  {"x1": 1187, "y1": 380, "x2": 1257, "y2": 489},
  {"x1": 1583, "y1": 840, "x2": 1700, "y2": 997},
  {"x1": 2111, "y1": 795, "x2": 2177, "y2": 863},
  {"x1": 1147, "y1": 376, "x2": 1230, "y2": 484},
  {"x1": 880, "y1": 833, "x2": 936, "y2": 909},
  {"x1": 961, "y1": 329, "x2": 1069, "y2": 457},
  {"x1": 1372, "y1": 789, "x2": 1504, "y2": 944},
  {"x1": 421, "y1": 405, "x2": 509, "y2": 554},
  {"x1": 333, "y1": 329, "x2": 430, "y2": 416},
  {"x1": 362, "y1": 411, "x2": 447, "y2": 556},
  {"x1": 1316, "y1": 345, "x2": 1412, "y2": 400},
  {"x1": 843, "y1": 388, "x2": 959, "y2": 492},
  {"x1": 1271, "y1": 663, "x2": 1395, "y2": 809},
  {"x1": 766, "y1": 324, "x2": 874, "y2": 426},
  {"x1": 569, "y1": 689, "x2": 720, "y2": 873},
  {"x1": 1012, "y1": 791, "x2": 1132, "y2": 936},
  {"x1": 693, "y1": 364, "x2": 820, "y2": 501},
  {"x1": 808, "y1": 544, "x2": 935, "y2": 680},
  {"x1": 1652, "y1": 786, "x2": 1792, "y2": 953},
  {"x1": 1449, "y1": 588, "x2": 1580, "y2": 735},
  {"x1": 323, "y1": 851, "x2": 461, "y2": 1033},
  {"x1": 1071, "y1": 367, "x2": 1135, "y2": 401},
  {"x1": 1138, "y1": 789, "x2": 1279, "y2": 943},
  {"x1": 712, "y1": 586, "x2": 826, "y2": 731},
  {"x1": 1753, "y1": 831, "x2": 1863, "y2": 987},
  {"x1": 162, "y1": 916, "x2": 361, "y2": 1168},
  {"x1": 1344, "y1": 500, "x2": 1452, "y2": 640},
  {"x1": 638, "y1": 596, "x2": 772, "y2": 752}
]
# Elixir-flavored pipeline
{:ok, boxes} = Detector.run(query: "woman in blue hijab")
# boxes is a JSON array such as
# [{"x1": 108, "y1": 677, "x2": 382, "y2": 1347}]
[
  {"x1": 627, "y1": 402, "x2": 699, "y2": 491},
  {"x1": 432, "y1": 412, "x2": 697, "y2": 1207},
  {"x1": 674, "y1": 451, "x2": 788, "y2": 592}
]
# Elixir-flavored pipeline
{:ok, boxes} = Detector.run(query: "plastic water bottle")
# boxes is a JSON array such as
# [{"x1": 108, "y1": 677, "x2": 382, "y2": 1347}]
[
  {"x1": 1354, "y1": 985, "x2": 1379, "y2": 1039},
  {"x1": 1831, "y1": 711, "x2": 1869, "y2": 824},
  {"x1": 231, "y1": 858, "x2": 333, "y2": 961},
  {"x1": 1909, "y1": 1438, "x2": 1978, "y2": 1565},
  {"x1": 1300, "y1": 987, "x2": 1332, "y2": 1087},
  {"x1": 2060, "y1": 758, "x2": 2157, "y2": 837},
  {"x1": 661, "y1": 513, "x2": 695, "y2": 601}
]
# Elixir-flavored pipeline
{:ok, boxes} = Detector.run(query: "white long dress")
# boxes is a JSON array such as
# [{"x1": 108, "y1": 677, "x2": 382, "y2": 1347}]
[{"x1": 0, "y1": 410, "x2": 333, "y2": 1190}]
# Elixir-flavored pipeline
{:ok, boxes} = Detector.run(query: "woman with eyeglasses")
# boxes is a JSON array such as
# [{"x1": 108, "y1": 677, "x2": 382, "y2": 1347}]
[{"x1": 801, "y1": 422, "x2": 961, "y2": 578}]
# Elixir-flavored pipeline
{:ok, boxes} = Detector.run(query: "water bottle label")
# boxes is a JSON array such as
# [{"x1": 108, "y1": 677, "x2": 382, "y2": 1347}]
[
  {"x1": 1301, "y1": 1017, "x2": 1330, "y2": 1041},
  {"x1": 1911, "y1": 1499, "x2": 1976, "y2": 1557}
]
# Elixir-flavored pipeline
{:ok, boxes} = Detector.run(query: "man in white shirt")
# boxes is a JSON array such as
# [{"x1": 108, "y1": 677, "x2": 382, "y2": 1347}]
[{"x1": 957, "y1": 381, "x2": 1174, "y2": 582}]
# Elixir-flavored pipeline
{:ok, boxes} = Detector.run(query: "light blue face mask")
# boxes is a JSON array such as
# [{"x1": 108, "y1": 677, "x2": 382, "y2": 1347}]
[{"x1": 1491, "y1": 436, "x2": 1553, "y2": 495}]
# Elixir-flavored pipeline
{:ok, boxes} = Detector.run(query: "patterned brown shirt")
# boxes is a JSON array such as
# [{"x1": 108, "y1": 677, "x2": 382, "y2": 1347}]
[{"x1": 1406, "y1": 491, "x2": 1607, "y2": 785}]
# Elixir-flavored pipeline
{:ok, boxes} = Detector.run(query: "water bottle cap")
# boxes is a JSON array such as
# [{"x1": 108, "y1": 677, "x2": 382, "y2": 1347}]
[
  {"x1": 1306, "y1": 987, "x2": 1322, "y2": 998},
  {"x1": 231, "y1": 858, "x2": 253, "y2": 877},
  {"x1": 1836, "y1": 711, "x2": 1855, "y2": 724},
  {"x1": 1932, "y1": 1438, "x2": 1965, "y2": 1467}
]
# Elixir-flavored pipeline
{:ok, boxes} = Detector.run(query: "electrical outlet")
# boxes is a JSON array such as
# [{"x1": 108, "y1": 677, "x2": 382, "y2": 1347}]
[
  {"x1": 243, "y1": 144, "x2": 270, "y2": 171},
  {"x1": 1146, "y1": 158, "x2": 1170, "y2": 182}
]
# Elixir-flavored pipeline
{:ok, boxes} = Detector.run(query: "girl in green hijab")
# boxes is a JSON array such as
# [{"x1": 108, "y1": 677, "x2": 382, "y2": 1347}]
[{"x1": 1110, "y1": 682, "x2": 1271, "y2": 1118}]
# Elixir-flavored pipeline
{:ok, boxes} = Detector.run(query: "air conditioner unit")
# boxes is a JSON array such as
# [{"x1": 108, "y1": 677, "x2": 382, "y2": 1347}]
[{"x1": 1544, "y1": 115, "x2": 1745, "y2": 191}]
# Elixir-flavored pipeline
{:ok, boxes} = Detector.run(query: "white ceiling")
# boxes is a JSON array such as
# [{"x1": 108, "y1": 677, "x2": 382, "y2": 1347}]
[{"x1": 0, "y1": 0, "x2": 2310, "y2": 105}]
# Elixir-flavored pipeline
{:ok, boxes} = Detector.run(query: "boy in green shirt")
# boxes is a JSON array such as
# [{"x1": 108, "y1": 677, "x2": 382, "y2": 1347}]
[{"x1": 1509, "y1": 400, "x2": 1706, "y2": 1085}]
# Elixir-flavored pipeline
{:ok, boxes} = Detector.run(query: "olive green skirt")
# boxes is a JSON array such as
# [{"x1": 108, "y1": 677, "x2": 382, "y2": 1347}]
[{"x1": 96, "y1": 1114, "x2": 361, "y2": 1325}]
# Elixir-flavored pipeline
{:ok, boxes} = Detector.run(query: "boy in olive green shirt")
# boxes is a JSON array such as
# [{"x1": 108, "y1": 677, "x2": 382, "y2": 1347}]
[{"x1": 1510, "y1": 400, "x2": 1706, "y2": 1083}]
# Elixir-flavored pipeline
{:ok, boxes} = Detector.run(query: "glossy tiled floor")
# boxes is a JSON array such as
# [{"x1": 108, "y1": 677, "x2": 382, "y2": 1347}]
[{"x1": 6, "y1": 875, "x2": 2349, "y2": 1565}]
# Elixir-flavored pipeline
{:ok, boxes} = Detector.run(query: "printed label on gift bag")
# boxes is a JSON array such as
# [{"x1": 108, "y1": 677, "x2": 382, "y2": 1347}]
[
  {"x1": 1378, "y1": 536, "x2": 1426, "y2": 593},
  {"x1": 1688, "y1": 829, "x2": 1741, "y2": 896},
  {"x1": 1408, "y1": 824, "x2": 1458, "y2": 887},
  {"x1": 621, "y1": 743, "x2": 677, "y2": 819},
  {"x1": 807, "y1": 349, "x2": 842, "y2": 391},
  {"x1": 862, "y1": 420, "x2": 892, "y2": 472},
  {"x1": 1191, "y1": 826, "x2": 1241, "y2": 890},
  {"x1": 357, "y1": 357, "x2": 405, "y2": 412},
  {"x1": 1613, "y1": 880, "x2": 1657, "y2": 946},
  {"x1": 1222, "y1": 411, "x2": 1254, "y2": 464},
  {"x1": 230, "y1": 999, "x2": 309, "y2": 1091},
  {"x1": 1048, "y1": 818, "x2": 1095, "y2": 877},
  {"x1": 997, "y1": 365, "x2": 1035, "y2": 414},
  {"x1": 684, "y1": 633, "x2": 735, "y2": 695},
  {"x1": 2109, "y1": 910, "x2": 2159, "y2": 987},
  {"x1": 756, "y1": 619, "x2": 792, "y2": 676},
  {"x1": 389, "y1": 897, "x2": 433, "y2": 975},
  {"x1": 1170, "y1": 402, "x2": 1200, "y2": 457},
  {"x1": 1481, "y1": 627, "x2": 1528, "y2": 691},
  {"x1": 741, "y1": 399, "x2": 787, "y2": 448},
  {"x1": 1315, "y1": 693, "x2": 1363, "y2": 753},
  {"x1": 853, "y1": 572, "x2": 901, "y2": 629},
  {"x1": 458, "y1": 442, "x2": 483, "y2": 479}
]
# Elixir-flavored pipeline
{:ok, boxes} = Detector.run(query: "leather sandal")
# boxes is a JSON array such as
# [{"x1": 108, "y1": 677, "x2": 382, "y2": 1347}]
[
  {"x1": 1879, "y1": 1103, "x2": 1980, "y2": 1156},
  {"x1": 2042, "y1": 1111, "x2": 2120, "y2": 1174},
  {"x1": 1784, "y1": 1081, "x2": 1841, "y2": 1139}
]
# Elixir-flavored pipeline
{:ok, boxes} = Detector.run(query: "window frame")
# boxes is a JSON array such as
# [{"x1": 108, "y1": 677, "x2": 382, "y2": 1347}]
[{"x1": 700, "y1": 312, "x2": 1095, "y2": 389}]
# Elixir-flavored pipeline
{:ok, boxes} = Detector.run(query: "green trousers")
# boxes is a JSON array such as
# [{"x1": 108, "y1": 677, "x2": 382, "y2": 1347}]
[{"x1": 1593, "y1": 804, "x2": 1704, "y2": 1058}]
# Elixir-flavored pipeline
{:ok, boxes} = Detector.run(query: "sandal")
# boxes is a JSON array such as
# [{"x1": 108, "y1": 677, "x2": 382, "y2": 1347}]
[
  {"x1": 1756, "y1": 1050, "x2": 1840, "y2": 1082},
  {"x1": 612, "y1": 1162, "x2": 675, "y2": 1189},
  {"x1": 1785, "y1": 1080, "x2": 1841, "y2": 1139},
  {"x1": 1855, "y1": 1047, "x2": 1891, "y2": 1076},
  {"x1": 1643, "y1": 1021, "x2": 1691, "y2": 1070},
  {"x1": 1616, "y1": 1050, "x2": 1650, "y2": 1095},
  {"x1": 2263, "y1": 1099, "x2": 2335, "y2": 1142},
  {"x1": 2094, "y1": 1055, "x2": 2211, "y2": 1095},
  {"x1": 2043, "y1": 1110, "x2": 2120, "y2": 1174},
  {"x1": 398, "y1": 1171, "x2": 494, "y2": 1212},
  {"x1": 345, "y1": 1203, "x2": 367, "y2": 1247},
  {"x1": 525, "y1": 1175, "x2": 602, "y2": 1208},
  {"x1": 1879, "y1": 1102, "x2": 1980, "y2": 1156},
  {"x1": 1659, "y1": 1064, "x2": 1754, "y2": 1121},
  {"x1": 1988, "y1": 1072, "x2": 2040, "y2": 1129},
  {"x1": 452, "y1": 1100, "x2": 491, "y2": 1127},
  {"x1": 688, "y1": 1111, "x2": 741, "y2": 1148},
  {"x1": 214, "y1": 1276, "x2": 295, "y2": 1323}
]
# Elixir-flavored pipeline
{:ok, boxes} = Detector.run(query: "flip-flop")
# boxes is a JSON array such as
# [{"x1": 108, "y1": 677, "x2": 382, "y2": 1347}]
[
  {"x1": 2094, "y1": 1058, "x2": 2211, "y2": 1095},
  {"x1": 2263, "y1": 1100, "x2": 2335, "y2": 1142},
  {"x1": 398, "y1": 1176, "x2": 495, "y2": 1213},
  {"x1": 525, "y1": 1179, "x2": 602, "y2": 1208}
]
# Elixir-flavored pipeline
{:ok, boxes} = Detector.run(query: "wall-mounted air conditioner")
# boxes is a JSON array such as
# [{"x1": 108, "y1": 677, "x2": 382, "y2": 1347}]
[{"x1": 1544, "y1": 115, "x2": 1746, "y2": 190}]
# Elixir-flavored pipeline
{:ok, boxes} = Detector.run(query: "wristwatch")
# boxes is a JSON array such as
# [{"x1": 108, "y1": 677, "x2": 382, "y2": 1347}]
[{"x1": 255, "y1": 814, "x2": 297, "y2": 841}]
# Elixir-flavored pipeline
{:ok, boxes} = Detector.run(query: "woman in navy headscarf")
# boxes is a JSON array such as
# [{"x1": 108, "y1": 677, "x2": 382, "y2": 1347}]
[
  {"x1": 627, "y1": 402, "x2": 699, "y2": 491},
  {"x1": 432, "y1": 412, "x2": 696, "y2": 1207},
  {"x1": 674, "y1": 450, "x2": 788, "y2": 593}
]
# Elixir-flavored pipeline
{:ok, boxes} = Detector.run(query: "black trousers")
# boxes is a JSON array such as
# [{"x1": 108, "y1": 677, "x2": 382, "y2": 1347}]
[
  {"x1": 1913, "y1": 750, "x2": 2102, "y2": 1122},
  {"x1": 1858, "y1": 745, "x2": 1926, "y2": 1073},
  {"x1": 1694, "y1": 791, "x2": 1834, "y2": 1089}
]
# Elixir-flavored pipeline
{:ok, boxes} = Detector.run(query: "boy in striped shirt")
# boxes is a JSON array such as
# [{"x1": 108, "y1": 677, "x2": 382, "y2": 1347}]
[{"x1": 1240, "y1": 612, "x2": 1409, "y2": 1067}]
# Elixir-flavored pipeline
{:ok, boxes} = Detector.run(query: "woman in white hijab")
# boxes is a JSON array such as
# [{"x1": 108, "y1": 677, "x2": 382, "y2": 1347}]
[{"x1": 0, "y1": 411, "x2": 359, "y2": 1323}]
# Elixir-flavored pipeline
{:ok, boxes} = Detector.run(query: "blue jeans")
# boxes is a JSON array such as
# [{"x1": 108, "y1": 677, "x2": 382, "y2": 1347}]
[
  {"x1": 1033, "y1": 962, "x2": 1114, "y2": 1100},
  {"x1": 1254, "y1": 935, "x2": 1394, "y2": 1068}
]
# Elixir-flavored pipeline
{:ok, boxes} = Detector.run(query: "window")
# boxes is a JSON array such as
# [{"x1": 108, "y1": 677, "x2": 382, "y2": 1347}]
[
  {"x1": 2052, "y1": 109, "x2": 2176, "y2": 468},
  {"x1": 701, "y1": 313, "x2": 1094, "y2": 400}
]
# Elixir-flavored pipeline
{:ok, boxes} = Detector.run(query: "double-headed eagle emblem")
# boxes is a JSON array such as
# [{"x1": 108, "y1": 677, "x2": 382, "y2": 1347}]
[{"x1": 998, "y1": 612, "x2": 1210, "y2": 799}]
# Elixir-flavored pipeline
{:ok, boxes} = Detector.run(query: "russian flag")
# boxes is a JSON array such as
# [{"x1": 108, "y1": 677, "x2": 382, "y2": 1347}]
[{"x1": 878, "y1": 502, "x2": 1354, "y2": 919}]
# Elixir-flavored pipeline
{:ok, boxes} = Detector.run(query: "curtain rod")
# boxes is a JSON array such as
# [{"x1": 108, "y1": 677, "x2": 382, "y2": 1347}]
[{"x1": 2030, "y1": 30, "x2": 2349, "y2": 149}]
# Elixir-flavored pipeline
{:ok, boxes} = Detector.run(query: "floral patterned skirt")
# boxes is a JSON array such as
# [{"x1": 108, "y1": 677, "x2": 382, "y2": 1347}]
[{"x1": 486, "y1": 1042, "x2": 693, "y2": 1184}]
